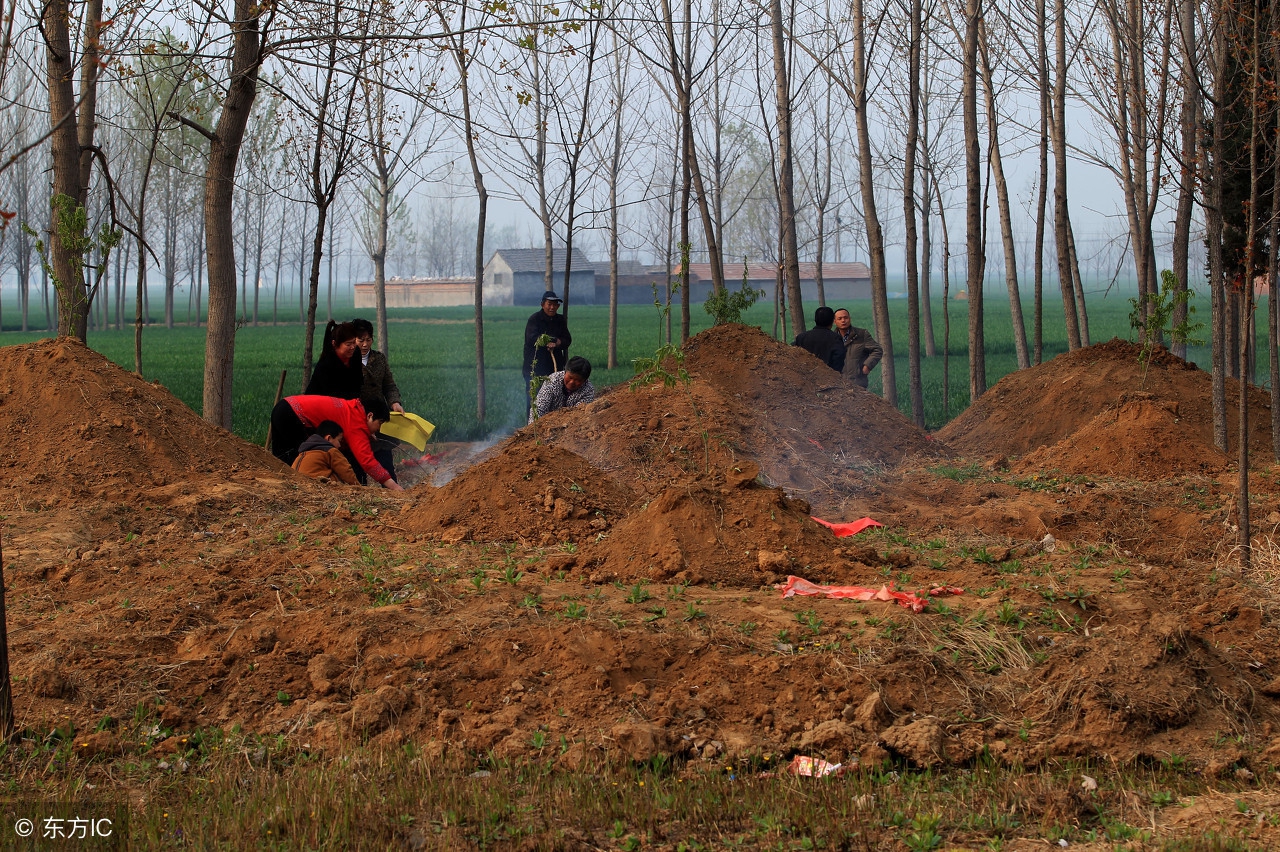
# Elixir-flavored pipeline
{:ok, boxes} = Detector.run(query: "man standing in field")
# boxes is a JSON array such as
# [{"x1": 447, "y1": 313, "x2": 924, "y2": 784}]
[
  {"x1": 523, "y1": 290, "x2": 572, "y2": 401},
  {"x1": 793, "y1": 306, "x2": 846, "y2": 373},
  {"x1": 833, "y1": 307, "x2": 883, "y2": 389}
]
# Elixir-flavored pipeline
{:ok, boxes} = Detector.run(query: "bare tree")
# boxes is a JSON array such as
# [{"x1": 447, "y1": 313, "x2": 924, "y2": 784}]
[
  {"x1": 769, "y1": 0, "x2": 804, "y2": 326},
  {"x1": 436, "y1": 0, "x2": 495, "y2": 422},
  {"x1": 901, "y1": 0, "x2": 925, "y2": 425},
  {"x1": 278, "y1": 0, "x2": 371, "y2": 388},
  {"x1": 1051, "y1": 0, "x2": 1086, "y2": 351},
  {"x1": 1080, "y1": 0, "x2": 1174, "y2": 348},
  {"x1": 977, "y1": 13, "x2": 1029, "y2": 370},
  {"x1": 358, "y1": 47, "x2": 440, "y2": 360},
  {"x1": 42, "y1": 0, "x2": 110, "y2": 340},
  {"x1": 179, "y1": 0, "x2": 273, "y2": 429}
]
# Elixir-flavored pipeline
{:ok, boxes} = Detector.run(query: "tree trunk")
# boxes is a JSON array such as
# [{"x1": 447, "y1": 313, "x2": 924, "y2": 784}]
[
  {"x1": 769, "y1": 0, "x2": 804, "y2": 327},
  {"x1": 979, "y1": 18, "x2": 1029, "y2": 371},
  {"x1": 1052, "y1": 0, "x2": 1082, "y2": 351},
  {"x1": 1171, "y1": 0, "x2": 1196, "y2": 360},
  {"x1": 202, "y1": 0, "x2": 264, "y2": 430},
  {"x1": 1208, "y1": 16, "x2": 1228, "y2": 452},
  {"x1": 850, "y1": 0, "x2": 896, "y2": 403},
  {"x1": 903, "y1": 0, "x2": 924, "y2": 426},
  {"x1": 44, "y1": 0, "x2": 101, "y2": 341},
  {"x1": 1034, "y1": 0, "x2": 1049, "y2": 364},
  {"x1": 963, "y1": 0, "x2": 986, "y2": 401}
]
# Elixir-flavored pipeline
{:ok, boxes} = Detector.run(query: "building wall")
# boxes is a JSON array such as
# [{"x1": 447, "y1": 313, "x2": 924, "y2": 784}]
[
  {"x1": 484, "y1": 258, "x2": 516, "y2": 306},
  {"x1": 602, "y1": 277, "x2": 716, "y2": 304},
  {"x1": 354, "y1": 281, "x2": 474, "y2": 309},
  {"x1": 515, "y1": 270, "x2": 596, "y2": 305}
]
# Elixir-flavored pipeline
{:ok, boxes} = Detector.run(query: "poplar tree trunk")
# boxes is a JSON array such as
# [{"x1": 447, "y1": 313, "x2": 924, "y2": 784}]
[
  {"x1": 903, "y1": 0, "x2": 925, "y2": 426},
  {"x1": 1052, "y1": 0, "x2": 1083, "y2": 351},
  {"x1": 963, "y1": 0, "x2": 986, "y2": 400},
  {"x1": 769, "y1": 0, "x2": 804, "y2": 326},
  {"x1": 44, "y1": 0, "x2": 101, "y2": 342},
  {"x1": 850, "y1": 0, "x2": 897, "y2": 403},
  {"x1": 1171, "y1": 0, "x2": 1196, "y2": 360},
  {"x1": 202, "y1": 0, "x2": 264, "y2": 430},
  {"x1": 979, "y1": 18, "x2": 1029, "y2": 370}
]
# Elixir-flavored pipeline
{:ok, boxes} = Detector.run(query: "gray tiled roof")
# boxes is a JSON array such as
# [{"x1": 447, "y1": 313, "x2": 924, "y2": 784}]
[{"x1": 491, "y1": 247, "x2": 593, "y2": 273}]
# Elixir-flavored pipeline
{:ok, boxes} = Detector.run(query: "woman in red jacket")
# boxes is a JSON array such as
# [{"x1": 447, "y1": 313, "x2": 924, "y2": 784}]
[{"x1": 270, "y1": 395, "x2": 404, "y2": 491}]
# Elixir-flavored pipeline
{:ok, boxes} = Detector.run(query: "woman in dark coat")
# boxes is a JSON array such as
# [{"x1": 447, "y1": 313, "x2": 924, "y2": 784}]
[{"x1": 305, "y1": 320, "x2": 364, "y2": 400}]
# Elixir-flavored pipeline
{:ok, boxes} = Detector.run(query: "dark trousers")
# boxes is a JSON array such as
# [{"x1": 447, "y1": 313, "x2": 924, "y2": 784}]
[{"x1": 270, "y1": 400, "x2": 308, "y2": 465}]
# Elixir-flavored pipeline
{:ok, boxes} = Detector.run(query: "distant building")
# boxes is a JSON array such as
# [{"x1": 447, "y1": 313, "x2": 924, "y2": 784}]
[
  {"x1": 484, "y1": 248, "x2": 596, "y2": 306},
  {"x1": 684, "y1": 261, "x2": 872, "y2": 302},
  {"x1": 354, "y1": 276, "x2": 474, "y2": 309},
  {"x1": 354, "y1": 256, "x2": 873, "y2": 309},
  {"x1": 589, "y1": 260, "x2": 689, "y2": 304}
]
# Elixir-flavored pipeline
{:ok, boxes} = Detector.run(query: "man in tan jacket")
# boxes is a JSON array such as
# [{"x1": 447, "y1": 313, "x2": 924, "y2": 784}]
[{"x1": 833, "y1": 308, "x2": 884, "y2": 389}]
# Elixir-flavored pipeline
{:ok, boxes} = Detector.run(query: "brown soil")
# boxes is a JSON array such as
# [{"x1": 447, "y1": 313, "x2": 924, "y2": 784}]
[{"x1": 4, "y1": 330, "x2": 1280, "y2": 836}]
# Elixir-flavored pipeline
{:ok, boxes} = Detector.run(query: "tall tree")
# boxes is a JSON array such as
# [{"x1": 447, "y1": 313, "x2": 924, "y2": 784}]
[
  {"x1": 358, "y1": 47, "x2": 439, "y2": 361},
  {"x1": 282, "y1": 0, "x2": 370, "y2": 388},
  {"x1": 962, "y1": 0, "x2": 986, "y2": 400},
  {"x1": 182, "y1": 0, "x2": 272, "y2": 430},
  {"x1": 977, "y1": 13, "x2": 1029, "y2": 370},
  {"x1": 436, "y1": 0, "x2": 495, "y2": 422},
  {"x1": 768, "y1": 0, "x2": 804, "y2": 326},
  {"x1": 43, "y1": 0, "x2": 109, "y2": 341},
  {"x1": 1051, "y1": 0, "x2": 1085, "y2": 351},
  {"x1": 902, "y1": 0, "x2": 925, "y2": 425},
  {"x1": 845, "y1": 0, "x2": 897, "y2": 403}
]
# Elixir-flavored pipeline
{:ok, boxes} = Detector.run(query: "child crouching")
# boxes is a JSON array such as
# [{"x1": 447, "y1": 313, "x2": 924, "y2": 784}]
[{"x1": 292, "y1": 420, "x2": 360, "y2": 485}]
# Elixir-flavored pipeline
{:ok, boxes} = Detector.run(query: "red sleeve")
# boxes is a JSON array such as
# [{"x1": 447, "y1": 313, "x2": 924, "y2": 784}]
[
  {"x1": 339, "y1": 407, "x2": 391, "y2": 484},
  {"x1": 345, "y1": 427, "x2": 390, "y2": 483}
]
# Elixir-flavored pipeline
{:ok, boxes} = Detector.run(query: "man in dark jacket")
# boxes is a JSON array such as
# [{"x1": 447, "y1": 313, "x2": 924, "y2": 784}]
[
  {"x1": 522, "y1": 290, "x2": 572, "y2": 397},
  {"x1": 833, "y1": 307, "x2": 884, "y2": 388},
  {"x1": 792, "y1": 306, "x2": 846, "y2": 373}
]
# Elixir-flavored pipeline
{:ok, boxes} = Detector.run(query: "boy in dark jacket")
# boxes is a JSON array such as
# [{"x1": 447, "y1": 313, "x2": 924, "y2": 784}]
[{"x1": 291, "y1": 421, "x2": 360, "y2": 485}]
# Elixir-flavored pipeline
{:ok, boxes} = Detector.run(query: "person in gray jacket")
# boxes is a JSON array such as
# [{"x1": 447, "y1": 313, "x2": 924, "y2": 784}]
[
  {"x1": 352, "y1": 318, "x2": 404, "y2": 413},
  {"x1": 833, "y1": 308, "x2": 883, "y2": 388}
]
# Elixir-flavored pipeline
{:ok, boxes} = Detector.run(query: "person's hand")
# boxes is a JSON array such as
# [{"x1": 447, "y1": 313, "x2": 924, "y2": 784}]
[
  {"x1": 383, "y1": 479, "x2": 405, "y2": 491},
  {"x1": 862, "y1": 365, "x2": 870, "y2": 374},
  {"x1": 392, "y1": 403, "x2": 405, "y2": 413}
]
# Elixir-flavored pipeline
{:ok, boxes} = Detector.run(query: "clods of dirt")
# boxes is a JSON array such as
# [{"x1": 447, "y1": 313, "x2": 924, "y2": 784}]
[{"x1": 3, "y1": 327, "x2": 1280, "y2": 784}]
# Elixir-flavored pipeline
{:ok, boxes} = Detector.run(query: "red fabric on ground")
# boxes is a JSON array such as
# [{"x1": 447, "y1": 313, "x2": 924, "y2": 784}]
[
  {"x1": 777, "y1": 575, "x2": 964, "y2": 613},
  {"x1": 811, "y1": 516, "x2": 883, "y2": 537}
]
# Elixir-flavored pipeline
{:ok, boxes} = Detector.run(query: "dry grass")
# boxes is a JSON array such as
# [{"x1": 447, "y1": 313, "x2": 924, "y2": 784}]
[{"x1": 2, "y1": 721, "x2": 1270, "y2": 850}]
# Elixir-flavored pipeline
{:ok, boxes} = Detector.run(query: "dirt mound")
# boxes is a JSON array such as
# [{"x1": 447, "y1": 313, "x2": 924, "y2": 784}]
[
  {"x1": 4, "y1": 328, "x2": 1280, "y2": 791},
  {"x1": 0, "y1": 338, "x2": 286, "y2": 487},
  {"x1": 530, "y1": 323, "x2": 946, "y2": 517},
  {"x1": 1014, "y1": 393, "x2": 1231, "y2": 478},
  {"x1": 399, "y1": 443, "x2": 636, "y2": 548},
  {"x1": 403, "y1": 323, "x2": 939, "y2": 583},
  {"x1": 578, "y1": 471, "x2": 849, "y2": 588},
  {"x1": 937, "y1": 338, "x2": 1273, "y2": 476}
]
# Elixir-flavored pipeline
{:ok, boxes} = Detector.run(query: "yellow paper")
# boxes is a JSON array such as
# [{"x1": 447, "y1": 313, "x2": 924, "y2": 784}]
[{"x1": 381, "y1": 411, "x2": 436, "y2": 451}]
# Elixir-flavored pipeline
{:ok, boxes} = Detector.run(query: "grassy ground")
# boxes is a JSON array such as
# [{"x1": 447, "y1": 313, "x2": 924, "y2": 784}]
[
  {"x1": 0, "y1": 288, "x2": 1215, "y2": 443},
  {"x1": 3, "y1": 693, "x2": 1266, "y2": 850}
]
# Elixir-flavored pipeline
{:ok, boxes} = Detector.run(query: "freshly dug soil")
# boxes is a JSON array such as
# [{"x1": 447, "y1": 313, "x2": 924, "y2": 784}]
[{"x1": 3, "y1": 329, "x2": 1280, "y2": 808}]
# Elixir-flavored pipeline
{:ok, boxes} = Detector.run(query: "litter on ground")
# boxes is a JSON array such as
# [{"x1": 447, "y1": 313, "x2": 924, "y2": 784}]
[{"x1": 777, "y1": 575, "x2": 964, "y2": 613}]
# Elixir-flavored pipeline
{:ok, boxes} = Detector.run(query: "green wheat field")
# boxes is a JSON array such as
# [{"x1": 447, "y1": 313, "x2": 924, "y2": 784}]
[{"x1": 0, "y1": 287, "x2": 1215, "y2": 443}]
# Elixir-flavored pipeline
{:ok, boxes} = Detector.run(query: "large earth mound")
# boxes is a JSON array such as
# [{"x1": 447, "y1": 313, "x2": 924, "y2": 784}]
[
  {"x1": 0, "y1": 338, "x2": 286, "y2": 488},
  {"x1": 402, "y1": 323, "x2": 946, "y2": 583},
  {"x1": 937, "y1": 338, "x2": 1273, "y2": 476},
  {"x1": 3, "y1": 330, "x2": 1280, "y2": 809}
]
